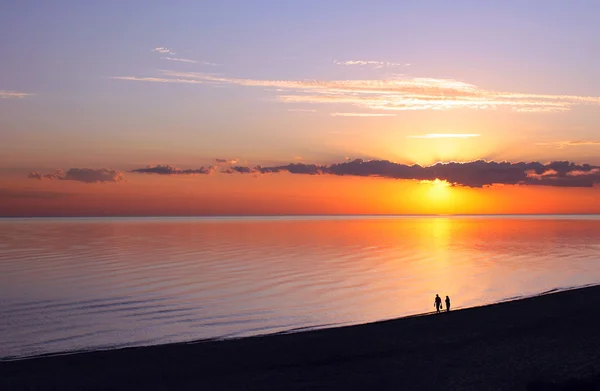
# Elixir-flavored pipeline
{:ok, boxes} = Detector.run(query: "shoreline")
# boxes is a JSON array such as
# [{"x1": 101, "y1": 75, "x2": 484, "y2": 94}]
[
  {"x1": 2, "y1": 283, "x2": 593, "y2": 363},
  {"x1": 3, "y1": 283, "x2": 600, "y2": 390}
]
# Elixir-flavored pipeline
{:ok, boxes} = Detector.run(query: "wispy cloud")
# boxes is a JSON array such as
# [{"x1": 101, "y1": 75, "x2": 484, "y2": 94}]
[
  {"x1": 1, "y1": 90, "x2": 33, "y2": 99},
  {"x1": 216, "y1": 158, "x2": 239, "y2": 165},
  {"x1": 567, "y1": 168, "x2": 600, "y2": 176},
  {"x1": 331, "y1": 112, "x2": 396, "y2": 117},
  {"x1": 161, "y1": 57, "x2": 218, "y2": 65},
  {"x1": 287, "y1": 108, "x2": 317, "y2": 112},
  {"x1": 525, "y1": 169, "x2": 558, "y2": 180},
  {"x1": 161, "y1": 57, "x2": 197, "y2": 63},
  {"x1": 536, "y1": 140, "x2": 600, "y2": 148},
  {"x1": 562, "y1": 141, "x2": 600, "y2": 145},
  {"x1": 112, "y1": 70, "x2": 600, "y2": 113},
  {"x1": 334, "y1": 60, "x2": 408, "y2": 69},
  {"x1": 29, "y1": 169, "x2": 124, "y2": 183},
  {"x1": 111, "y1": 76, "x2": 205, "y2": 85},
  {"x1": 152, "y1": 47, "x2": 174, "y2": 54},
  {"x1": 408, "y1": 134, "x2": 480, "y2": 139}
]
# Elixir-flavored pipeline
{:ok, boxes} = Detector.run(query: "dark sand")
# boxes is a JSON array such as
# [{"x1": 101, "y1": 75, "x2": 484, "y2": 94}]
[{"x1": 3, "y1": 285, "x2": 600, "y2": 390}]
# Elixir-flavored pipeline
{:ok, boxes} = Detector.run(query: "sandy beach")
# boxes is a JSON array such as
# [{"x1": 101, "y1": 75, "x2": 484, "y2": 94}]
[{"x1": 2, "y1": 285, "x2": 600, "y2": 390}]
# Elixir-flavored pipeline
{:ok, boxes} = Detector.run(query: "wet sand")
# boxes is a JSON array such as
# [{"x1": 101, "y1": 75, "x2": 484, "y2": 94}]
[{"x1": 2, "y1": 285, "x2": 600, "y2": 390}]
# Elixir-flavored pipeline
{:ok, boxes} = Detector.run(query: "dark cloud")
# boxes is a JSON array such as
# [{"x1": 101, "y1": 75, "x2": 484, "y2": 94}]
[
  {"x1": 230, "y1": 166, "x2": 254, "y2": 174},
  {"x1": 28, "y1": 169, "x2": 124, "y2": 183},
  {"x1": 255, "y1": 163, "x2": 324, "y2": 175},
  {"x1": 251, "y1": 159, "x2": 600, "y2": 188},
  {"x1": 90, "y1": 160, "x2": 600, "y2": 188},
  {"x1": 130, "y1": 165, "x2": 215, "y2": 175},
  {"x1": 130, "y1": 164, "x2": 248, "y2": 175},
  {"x1": 62, "y1": 168, "x2": 124, "y2": 183},
  {"x1": 28, "y1": 171, "x2": 62, "y2": 180}
]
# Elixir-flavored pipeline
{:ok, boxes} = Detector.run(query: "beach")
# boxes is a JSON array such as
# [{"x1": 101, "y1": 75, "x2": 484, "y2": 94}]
[{"x1": 2, "y1": 284, "x2": 600, "y2": 390}]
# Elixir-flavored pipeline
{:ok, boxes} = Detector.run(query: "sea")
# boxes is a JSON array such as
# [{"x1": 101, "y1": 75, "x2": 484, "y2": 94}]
[{"x1": 1, "y1": 215, "x2": 599, "y2": 360}]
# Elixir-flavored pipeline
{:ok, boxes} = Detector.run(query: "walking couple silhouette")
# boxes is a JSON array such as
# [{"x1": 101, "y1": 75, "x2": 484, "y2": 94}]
[{"x1": 434, "y1": 294, "x2": 451, "y2": 313}]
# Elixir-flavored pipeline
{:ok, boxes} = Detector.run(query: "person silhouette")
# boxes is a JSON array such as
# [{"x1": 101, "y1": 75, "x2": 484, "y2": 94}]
[
  {"x1": 445, "y1": 295, "x2": 451, "y2": 312},
  {"x1": 434, "y1": 294, "x2": 442, "y2": 313}
]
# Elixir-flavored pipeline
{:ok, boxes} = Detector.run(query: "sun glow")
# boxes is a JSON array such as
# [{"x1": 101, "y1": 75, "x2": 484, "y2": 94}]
[
  {"x1": 421, "y1": 178, "x2": 451, "y2": 187},
  {"x1": 421, "y1": 178, "x2": 452, "y2": 211}
]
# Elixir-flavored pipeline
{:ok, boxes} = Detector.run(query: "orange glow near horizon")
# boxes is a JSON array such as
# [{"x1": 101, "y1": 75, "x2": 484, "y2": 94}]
[{"x1": 1, "y1": 171, "x2": 599, "y2": 216}]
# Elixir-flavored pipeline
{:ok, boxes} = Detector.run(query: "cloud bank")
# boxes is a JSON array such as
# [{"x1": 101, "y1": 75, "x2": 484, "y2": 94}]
[
  {"x1": 28, "y1": 169, "x2": 124, "y2": 183},
  {"x1": 112, "y1": 70, "x2": 600, "y2": 113},
  {"x1": 30, "y1": 161, "x2": 600, "y2": 188},
  {"x1": 124, "y1": 160, "x2": 600, "y2": 188}
]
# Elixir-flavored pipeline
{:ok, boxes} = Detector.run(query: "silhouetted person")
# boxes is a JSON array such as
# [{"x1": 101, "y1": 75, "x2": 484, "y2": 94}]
[
  {"x1": 445, "y1": 295, "x2": 451, "y2": 312},
  {"x1": 434, "y1": 294, "x2": 442, "y2": 313}
]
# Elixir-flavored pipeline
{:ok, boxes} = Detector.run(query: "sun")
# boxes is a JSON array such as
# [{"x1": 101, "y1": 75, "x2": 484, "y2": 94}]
[{"x1": 421, "y1": 178, "x2": 452, "y2": 210}]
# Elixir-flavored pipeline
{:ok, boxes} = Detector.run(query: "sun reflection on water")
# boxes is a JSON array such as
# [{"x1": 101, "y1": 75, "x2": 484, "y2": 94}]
[{"x1": 1, "y1": 216, "x2": 600, "y2": 358}]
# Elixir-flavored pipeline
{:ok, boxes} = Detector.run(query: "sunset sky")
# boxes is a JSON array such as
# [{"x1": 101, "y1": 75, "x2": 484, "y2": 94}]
[{"x1": 1, "y1": 0, "x2": 599, "y2": 216}]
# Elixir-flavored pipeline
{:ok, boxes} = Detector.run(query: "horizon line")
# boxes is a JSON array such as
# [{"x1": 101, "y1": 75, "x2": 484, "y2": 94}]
[{"x1": 1, "y1": 213, "x2": 599, "y2": 219}]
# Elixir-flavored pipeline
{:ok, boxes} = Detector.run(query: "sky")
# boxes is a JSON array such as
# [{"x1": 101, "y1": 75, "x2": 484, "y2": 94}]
[{"x1": 1, "y1": 0, "x2": 600, "y2": 216}]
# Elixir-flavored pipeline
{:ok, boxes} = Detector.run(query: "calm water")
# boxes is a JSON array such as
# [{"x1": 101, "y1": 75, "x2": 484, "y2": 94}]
[{"x1": 1, "y1": 215, "x2": 599, "y2": 359}]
